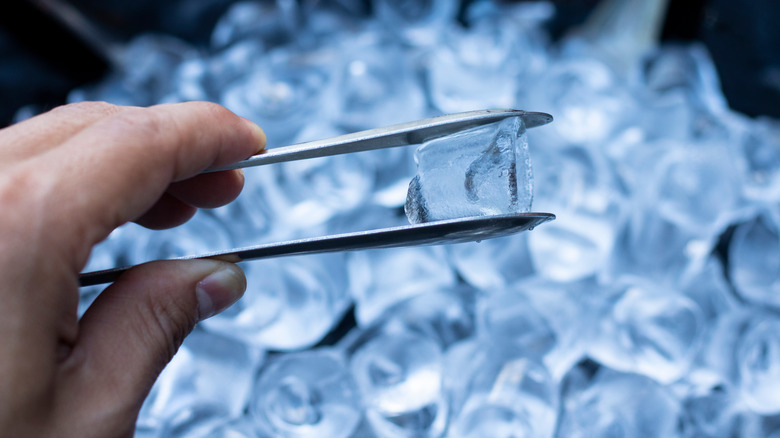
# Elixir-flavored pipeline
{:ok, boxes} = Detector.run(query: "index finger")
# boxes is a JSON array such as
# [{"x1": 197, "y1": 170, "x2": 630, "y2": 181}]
[{"x1": 32, "y1": 101, "x2": 265, "y2": 264}]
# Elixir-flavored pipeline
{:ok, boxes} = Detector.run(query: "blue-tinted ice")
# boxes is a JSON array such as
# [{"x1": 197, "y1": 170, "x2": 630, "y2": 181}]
[
  {"x1": 349, "y1": 330, "x2": 447, "y2": 437},
  {"x1": 405, "y1": 116, "x2": 533, "y2": 223},
  {"x1": 60, "y1": 0, "x2": 780, "y2": 435},
  {"x1": 556, "y1": 362, "x2": 682, "y2": 438},
  {"x1": 249, "y1": 349, "x2": 361, "y2": 438}
]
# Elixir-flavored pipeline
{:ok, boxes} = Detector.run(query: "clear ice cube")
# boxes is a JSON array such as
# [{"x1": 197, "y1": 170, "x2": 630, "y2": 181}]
[
  {"x1": 202, "y1": 253, "x2": 352, "y2": 350},
  {"x1": 123, "y1": 211, "x2": 234, "y2": 265},
  {"x1": 138, "y1": 329, "x2": 264, "y2": 425},
  {"x1": 372, "y1": 285, "x2": 478, "y2": 350},
  {"x1": 448, "y1": 234, "x2": 534, "y2": 290},
  {"x1": 347, "y1": 246, "x2": 456, "y2": 327},
  {"x1": 371, "y1": 0, "x2": 458, "y2": 46},
  {"x1": 556, "y1": 362, "x2": 682, "y2": 438},
  {"x1": 679, "y1": 370, "x2": 741, "y2": 437},
  {"x1": 736, "y1": 313, "x2": 780, "y2": 414},
  {"x1": 729, "y1": 210, "x2": 780, "y2": 309},
  {"x1": 349, "y1": 330, "x2": 447, "y2": 437},
  {"x1": 427, "y1": 25, "x2": 524, "y2": 113},
  {"x1": 249, "y1": 349, "x2": 362, "y2": 438},
  {"x1": 404, "y1": 116, "x2": 533, "y2": 224},
  {"x1": 444, "y1": 342, "x2": 558, "y2": 438},
  {"x1": 587, "y1": 280, "x2": 705, "y2": 384}
]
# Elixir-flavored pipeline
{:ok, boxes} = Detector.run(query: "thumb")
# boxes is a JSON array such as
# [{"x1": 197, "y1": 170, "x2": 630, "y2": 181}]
[{"x1": 63, "y1": 259, "x2": 245, "y2": 432}]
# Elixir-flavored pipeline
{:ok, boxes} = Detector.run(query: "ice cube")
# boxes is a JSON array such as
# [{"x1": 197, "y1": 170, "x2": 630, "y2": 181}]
[
  {"x1": 263, "y1": 122, "x2": 377, "y2": 229},
  {"x1": 587, "y1": 279, "x2": 705, "y2": 384},
  {"x1": 347, "y1": 245, "x2": 456, "y2": 327},
  {"x1": 476, "y1": 286, "x2": 557, "y2": 359},
  {"x1": 556, "y1": 361, "x2": 682, "y2": 438},
  {"x1": 220, "y1": 47, "x2": 335, "y2": 146},
  {"x1": 210, "y1": 1, "x2": 293, "y2": 50},
  {"x1": 331, "y1": 35, "x2": 426, "y2": 131},
  {"x1": 448, "y1": 234, "x2": 534, "y2": 290},
  {"x1": 202, "y1": 253, "x2": 352, "y2": 350},
  {"x1": 678, "y1": 370, "x2": 741, "y2": 437},
  {"x1": 138, "y1": 329, "x2": 264, "y2": 425},
  {"x1": 426, "y1": 25, "x2": 523, "y2": 114},
  {"x1": 738, "y1": 116, "x2": 780, "y2": 202},
  {"x1": 404, "y1": 116, "x2": 533, "y2": 224},
  {"x1": 371, "y1": 284, "x2": 478, "y2": 350},
  {"x1": 729, "y1": 210, "x2": 780, "y2": 309},
  {"x1": 349, "y1": 330, "x2": 447, "y2": 437},
  {"x1": 371, "y1": 0, "x2": 458, "y2": 46},
  {"x1": 123, "y1": 211, "x2": 234, "y2": 265},
  {"x1": 444, "y1": 341, "x2": 558, "y2": 438},
  {"x1": 736, "y1": 313, "x2": 780, "y2": 414},
  {"x1": 249, "y1": 349, "x2": 362, "y2": 438}
]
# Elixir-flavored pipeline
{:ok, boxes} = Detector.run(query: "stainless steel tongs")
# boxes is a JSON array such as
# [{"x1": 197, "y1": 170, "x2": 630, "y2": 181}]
[{"x1": 79, "y1": 109, "x2": 555, "y2": 287}]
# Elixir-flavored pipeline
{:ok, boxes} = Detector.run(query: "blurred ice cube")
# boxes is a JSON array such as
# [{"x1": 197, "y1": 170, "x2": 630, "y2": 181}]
[
  {"x1": 636, "y1": 44, "x2": 730, "y2": 143},
  {"x1": 166, "y1": 40, "x2": 266, "y2": 103},
  {"x1": 371, "y1": 0, "x2": 459, "y2": 46},
  {"x1": 156, "y1": 404, "x2": 266, "y2": 438},
  {"x1": 123, "y1": 211, "x2": 234, "y2": 265},
  {"x1": 736, "y1": 313, "x2": 780, "y2": 414},
  {"x1": 372, "y1": 284, "x2": 478, "y2": 350},
  {"x1": 211, "y1": 1, "x2": 294, "y2": 50},
  {"x1": 205, "y1": 172, "x2": 278, "y2": 246},
  {"x1": 347, "y1": 246, "x2": 456, "y2": 327},
  {"x1": 736, "y1": 116, "x2": 780, "y2": 202},
  {"x1": 678, "y1": 257, "x2": 739, "y2": 328},
  {"x1": 556, "y1": 361, "x2": 682, "y2": 438},
  {"x1": 513, "y1": 277, "x2": 597, "y2": 379},
  {"x1": 728, "y1": 209, "x2": 780, "y2": 309},
  {"x1": 651, "y1": 142, "x2": 742, "y2": 237},
  {"x1": 250, "y1": 349, "x2": 362, "y2": 438},
  {"x1": 678, "y1": 370, "x2": 742, "y2": 438},
  {"x1": 448, "y1": 234, "x2": 535, "y2": 290},
  {"x1": 608, "y1": 207, "x2": 711, "y2": 285},
  {"x1": 526, "y1": 57, "x2": 631, "y2": 145},
  {"x1": 155, "y1": 403, "x2": 231, "y2": 438},
  {"x1": 405, "y1": 116, "x2": 533, "y2": 223},
  {"x1": 139, "y1": 329, "x2": 264, "y2": 426},
  {"x1": 640, "y1": 43, "x2": 728, "y2": 118},
  {"x1": 526, "y1": 145, "x2": 624, "y2": 281},
  {"x1": 444, "y1": 342, "x2": 558, "y2": 438},
  {"x1": 202, "y1": 254, "x2": 352, "y2": 350},
  {"x1": 69, "y1": 34, "x2": 196, "y2": 106},
  {"x1": 426, "y1": 24, "x2": 524, "y2": 113},
  {"x1": 220, "y1": 47, "x2": 335, "y2": 146},
  {"x1": 261, "y1": 122, "x2": 377, "y2": 229},
  {"x1": 349, "y1": 330, "x2": 447, "y2": 437},
  {"x1": 330, "y1": 34, "x2": 426, "y2": 131},
  {"x1": 587, "y1": 279, "x2": 704, "y2": 384},
  {"x1": 528, "y1": 213, "x2": 617, "y2": 282},
  {"x1": 476, "y1": 287, "x2": 557, "y2": 360}
]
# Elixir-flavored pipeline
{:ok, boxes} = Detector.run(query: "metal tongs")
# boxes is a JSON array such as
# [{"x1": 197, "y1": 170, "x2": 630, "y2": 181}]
[{"x1": 79, "y1": 109, "x2": 555, "y2": 286}]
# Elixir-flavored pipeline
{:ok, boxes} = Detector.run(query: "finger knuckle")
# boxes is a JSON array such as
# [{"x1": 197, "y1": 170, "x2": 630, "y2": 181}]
[{"x1": 54, "y1": 101, "x2": 122, "y2": 118}]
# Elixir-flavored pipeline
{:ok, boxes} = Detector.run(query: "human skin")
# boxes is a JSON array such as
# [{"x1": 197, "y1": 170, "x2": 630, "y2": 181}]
[{"x1": 0, "y1": 101, "x2": 266, "y2": 436}]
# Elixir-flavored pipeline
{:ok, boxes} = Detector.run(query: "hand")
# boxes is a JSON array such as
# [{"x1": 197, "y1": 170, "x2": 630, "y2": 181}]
[{"x1": 0, "y1": 101, "x2": 266, "y2": 436}]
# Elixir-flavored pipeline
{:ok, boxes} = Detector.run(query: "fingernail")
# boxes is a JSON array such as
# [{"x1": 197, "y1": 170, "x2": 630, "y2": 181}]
[
  {"x1": 243, "y1": 118, "x2": 267, "y2": 152},
  {"x1": 195, "y1": 263, "x2": 246, "y2": 320}
]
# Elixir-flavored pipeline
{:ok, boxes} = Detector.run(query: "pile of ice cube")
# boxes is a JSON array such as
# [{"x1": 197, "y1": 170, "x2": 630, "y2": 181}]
[{"x1": 64, "y1": 0, "x2": 780, "y2": 436}]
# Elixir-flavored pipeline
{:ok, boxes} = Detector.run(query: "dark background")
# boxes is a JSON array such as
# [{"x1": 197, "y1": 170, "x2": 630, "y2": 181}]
[{"x1": 1, "y1": 0, "x2": 778, "y2": 128}]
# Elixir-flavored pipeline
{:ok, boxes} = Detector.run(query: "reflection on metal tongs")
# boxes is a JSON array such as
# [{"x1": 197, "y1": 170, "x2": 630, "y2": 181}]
[{"x1": 79, "y1": 109, "x2": 555, "y2": 287}]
